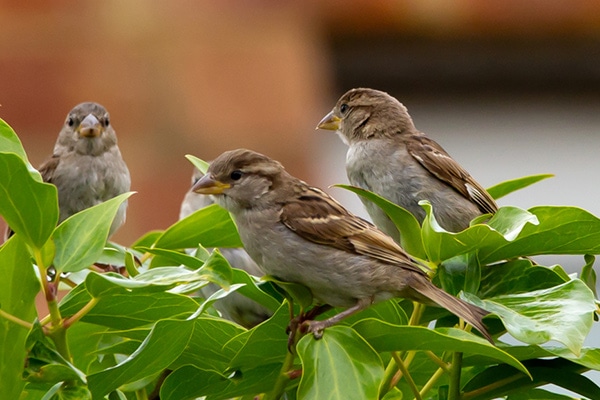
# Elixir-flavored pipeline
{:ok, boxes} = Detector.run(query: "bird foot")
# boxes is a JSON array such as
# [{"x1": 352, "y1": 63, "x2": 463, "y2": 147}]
[{"x1": 300, "y1": 320, "x2": 328, "y2": 340}]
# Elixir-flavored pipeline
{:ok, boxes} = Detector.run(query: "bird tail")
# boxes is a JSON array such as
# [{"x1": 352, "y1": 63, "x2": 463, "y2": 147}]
[{"x1": 409, "y1": 275, "x2": 493, "y2": 343}]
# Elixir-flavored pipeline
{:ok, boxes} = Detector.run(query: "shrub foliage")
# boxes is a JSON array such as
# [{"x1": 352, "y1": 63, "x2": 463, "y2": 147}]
[{"x1": 1, "y1": 119, "x2": 599, "y2": 399}]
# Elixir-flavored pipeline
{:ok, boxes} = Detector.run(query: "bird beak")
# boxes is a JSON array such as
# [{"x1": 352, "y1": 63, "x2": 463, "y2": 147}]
[
  {"x1": 78, "y1": 114, "x2": 102, "y2": 138},
  {"x1": 192, "y1": 174, "x2": 231, "y2": 194},
  {"x1": 316, "y1": 110, "x2": 341, "y2": 131}
]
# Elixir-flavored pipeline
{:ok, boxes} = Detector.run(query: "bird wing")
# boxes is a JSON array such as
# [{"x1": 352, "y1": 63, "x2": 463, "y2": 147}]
[
  {"x1": 280, "y1": 186, "x2": 426, "y2": 274},
  {"x1": 37, "y1": 154, "x2": 61, "y2": 184},
  {"x1": 405, "y1": 134, "x2": 497, "y2": 214}
]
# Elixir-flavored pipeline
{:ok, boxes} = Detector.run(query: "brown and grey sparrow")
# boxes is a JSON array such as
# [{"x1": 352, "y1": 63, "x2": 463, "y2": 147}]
[
  {"x1": 180, "y1": 168, "x2": 272, "y2": 329},
  {"x1": 192, "y1": 148, "x2": 492, "y2": 341},
  {"x1": 6, "y1": 102, "x2": 130, "y2": 240},
  {"x1": 318, "y1": 88, "x2": 497, "y2": 239}
]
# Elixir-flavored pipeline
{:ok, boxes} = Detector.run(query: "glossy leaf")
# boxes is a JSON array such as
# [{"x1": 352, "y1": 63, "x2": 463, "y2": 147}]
[
  {"x1": 160, "y1": 363, "x2": 281, "y2": 400},
  {"x1": 478, "y1": 259, "x2": 567, "y2": 298},
  {"x1": 297, "y1": 326, "x2": 384, "y2": 400},
  {"x1": 0, "y1": 152, "x2": 58, "y2": 249},
  {"x1": 352, "y1": 319, "x2": 528, "y2": 376},
  {"x1": 153, "y1": 203, "x2": 242, "y2": 249},
  {"x1": 53, "y1": 192, "x2": 134, "y2": 273},
  {"x1": 0, "y1": 118, "x2": 42, "y2": 181},
  {"x1": 264, "y1": 275, "x2": 313, "y2": 310},
  {"x1": 479, "y1": 206, "x2": 600, "y2": 263},
  {"x1": 185, "y1": 154, "x2": 210, "y2": 175},
  {"x1": 463, "y1": 358, "x2": 599, "y2": 400},
  {"x1": 171, "y1": 317, "x2": 245, "y2": 372},
  {"x1": 88, "y1": 319, "x2": 194, "y2": 397},
  {"x1": 486, "y1": 173, "x2": 554, "y2": 200},
  {"x1": 467, "y1": 279, "x2": 596, "y2": 355},
  {"x1": 0, "y1": 236, "x2": 39, "y2": 399},
  {"x1": 226, "y1": 304, "x2": 289, "y2": 369},
  {"x1": 581, "y1": 254, "x2": 597, "y2": 299},
  {"x1": 60, "y1": 272, "x2": 199, "y2": 329}
]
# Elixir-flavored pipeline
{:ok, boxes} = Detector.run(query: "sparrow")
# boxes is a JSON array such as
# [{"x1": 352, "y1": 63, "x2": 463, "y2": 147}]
[
  {"x1": 180, "y1": 168, "x2": 272, "y2": 329},
  {"x1": 317, "y1": 88, "x2": 497, "y2": 238},
  {"x1": 192, "y1": 148, "x2": 492, "y2": 342},
  {"x1": 6, "y1": 102, "x2": 130, "y2": 240}
]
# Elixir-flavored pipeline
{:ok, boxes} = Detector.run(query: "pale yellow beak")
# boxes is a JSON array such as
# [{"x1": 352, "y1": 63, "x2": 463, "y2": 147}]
[
  {"x1": 78, "y1": 114, "x2": 102, "y2": 138},
  {"x1": 192, "y1": 174, "x2": 231, "y2": 194},
  {"x1": 316, "y1": 110, "x2": 341, "y2": 131}
]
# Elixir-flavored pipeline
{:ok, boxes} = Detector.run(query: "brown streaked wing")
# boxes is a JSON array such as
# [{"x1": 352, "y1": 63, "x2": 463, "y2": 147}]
[
  {"x1": 405, "y1": 134, "x2": 497, "y2": 214},
  {"x1": 37, "y1": 154, "x2": 61, "y2": 184},
  {"x1": 280, "y1": 186, "x2": 426, "y2": 274}
]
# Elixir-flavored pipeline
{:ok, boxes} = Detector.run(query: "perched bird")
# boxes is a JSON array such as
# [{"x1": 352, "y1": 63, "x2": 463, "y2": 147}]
[
  {"x1": 180, "y1": 168, "x2": 272, "y2": 329},
  {"x1": 6, "y1": 102, "x2": 130, "y2": 240},
  {"x1": 192, "y1": 149, "x2": 492, "y2": 341},
  {"x1": 317, "y1": 88, "x2": 497, "y2": 239}
]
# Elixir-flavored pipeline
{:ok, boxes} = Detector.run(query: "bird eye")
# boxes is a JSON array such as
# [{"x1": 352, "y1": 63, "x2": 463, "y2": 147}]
[
  {"x1": 104, "y1": 116, "x2": 110, "y2": 127},
  {"x1": 67, "y1": 117, "x2": 75, "y2": 127},
  {"x1": 230, "y1": 170, "x2": 243, "y2": 180},
  {"x1": 340, "y1": 103, "x2": 349, "y2": 114}
]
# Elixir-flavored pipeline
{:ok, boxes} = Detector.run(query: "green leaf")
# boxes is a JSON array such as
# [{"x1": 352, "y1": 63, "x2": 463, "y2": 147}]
[
  {"x1": 478, "y1": 259, "x2": 567, "y2": 298},
  {"x1": 60, "y1": 273, "x2": 199, "y2": 329},
  {"x1": 66, "y1": 322, "x2": 110, "y2": 375},
  {"x1": 160, "y1": 363, "x2": 281, "y2": 400},
  {"x1": 0, "y1": 152, "x2": 58, "y2": 249},
  {"x1": 581, "y1": 254, "x2": 598, "y2": 299},
  {"x1": 88, "y1": 319, "x2": 194, "y2": 398},
  {"x1": 297, "y1": 326, "x2": 384, "y2": 400},
  {"x1": 0, "y1": 118, "x2": 42, "y2": 181},
  {"x1": 154, "y1": 203, "x2": 242, "y2": 249},
  {"x1": 507, "y1": 388, "x2": 580, "y2": 400},
  {"x1": 188, "y1": 284, "x2": 245, "y2": 320},
  {"x1": 0, "y1": 235, "x2": 39, "y2": 399},
  {"x1": 171, "y1": 317, "x2": 245, "y2": 372},
  {"x1": 24, "y1": 323, "x2": 87, "y2": 386},
  {"x1": 438, "y1": 253, "x2": 481, "y2": 296},
  {"x1": 352, "y1": 319, "x2": 529, "y2": 376},
  {"x1": 463, "y1": 358, "x2": 599, "y2": 400},
  {"x1": 226, "y1": 304, "x2": 289, "y2": 369},
  {"x1": 227, "y1": 268, "x2": 282, "y2": 313},
  {"x1": 486, "y1": 173, "x2": 554, "y2": 200},
  {"x1": 134, "y1": 247, "x2": 204, "y2": 269},
  {"x1": 480, "y1": 206, "x2": 600, "y2": 263},
  {"x1": 335, "y1": 184, "x2": 425, "y2": 259},
  {"x1": 468, "y1": 279, "x2": 596, "y2": 355},
  {"x1": 185, "y1": 154, "x2": 210, "y2": 174},
  {"x1": 264, "y1": 276, "x2": 313, "y2": 310},
  {"x1": 53, "y1": 192, "x2": 134, "y2": 273}
]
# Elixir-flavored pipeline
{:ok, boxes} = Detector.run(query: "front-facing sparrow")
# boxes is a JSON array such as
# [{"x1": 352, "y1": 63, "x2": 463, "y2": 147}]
[{"x1": 5, "y1": 102, "x2": 131, "y2": 241}]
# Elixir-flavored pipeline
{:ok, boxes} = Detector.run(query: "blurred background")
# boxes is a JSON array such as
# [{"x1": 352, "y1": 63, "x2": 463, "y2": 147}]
[
  {"x1": 1, "y1": 0, "x2": 600, "y2": 384},
  {"x1": 2, "y1": 1, "x2": 600, "y2": 248}
]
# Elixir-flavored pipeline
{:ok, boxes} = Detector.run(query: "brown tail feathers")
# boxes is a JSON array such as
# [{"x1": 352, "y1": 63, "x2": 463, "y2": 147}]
[{"x1": 410, "y1": 275, "x2": 493, "y2": 343}]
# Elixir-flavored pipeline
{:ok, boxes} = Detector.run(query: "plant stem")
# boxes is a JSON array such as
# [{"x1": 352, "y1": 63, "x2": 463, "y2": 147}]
[
  {"x1": 393, "y1": 352, "x2": 422, "y2": 400},
  {"x1": 0, "y1": 309, "x2": 33, "y2": 329},
  {"x1": 425, "y1": 351, "x2": 450, "y2": 373},
  {"x1": 461, "y1": 374, "x2": 522, "y2": 400},
  {"x1": 264, "y1": 347, "x2": 296, "y2": 400},
  {"x1": 420, "y1": 367, "x2": 445, "y2": 399},
  {"x1": 135, "y1": 388, "x2": 148, "y2": 400},
  {"x1": 379, "y1": 302, "x2": 424, "y2": 398},
  {"x1": 34, "y1": 249, "x2": 72, "y2": 362},
  {"x1": 448, "y1": 352, "x2": 463, "y2": 400},
  {"x1": 63, "y1": 297, "x2": 99, "y2": 329}
]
